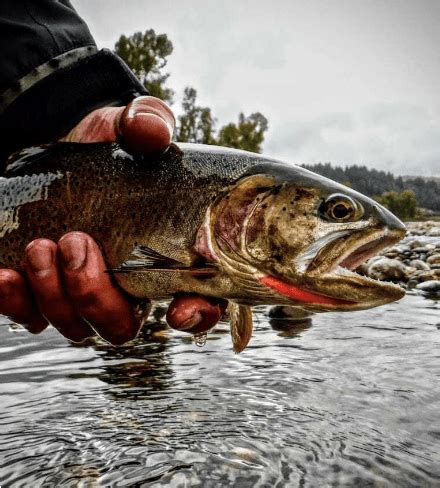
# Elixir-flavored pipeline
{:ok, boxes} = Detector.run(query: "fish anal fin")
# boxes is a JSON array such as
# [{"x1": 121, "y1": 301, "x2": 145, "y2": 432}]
[{"x1": 228, "y1": 302, "x2": 253, "y2": 353}]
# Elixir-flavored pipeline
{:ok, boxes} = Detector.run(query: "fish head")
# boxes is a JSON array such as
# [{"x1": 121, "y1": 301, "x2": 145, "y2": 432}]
[{"x1": 208, "y1": 163, "x2": 406, "y2": 311}]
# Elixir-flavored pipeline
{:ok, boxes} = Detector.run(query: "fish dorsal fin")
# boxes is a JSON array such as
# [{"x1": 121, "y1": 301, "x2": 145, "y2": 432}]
[
  {"x1": 228, "y1": 302, "x2": 253, "y2": 353},
  {"x1": 110, "y1": 245, "x2": 218, "y2": 277}
]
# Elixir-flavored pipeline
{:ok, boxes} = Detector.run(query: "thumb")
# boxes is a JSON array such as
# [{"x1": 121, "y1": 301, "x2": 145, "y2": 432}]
[{"x1": 117, "y1": 96, "x2": 175, "y2": 154}]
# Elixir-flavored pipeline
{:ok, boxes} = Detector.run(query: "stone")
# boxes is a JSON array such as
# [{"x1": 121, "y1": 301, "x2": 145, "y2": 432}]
[
  {"x1": 355, "y1": 262, "x2": 370, "y2": 275},
  {"x1": 417, "y1": 270, "x2": 440, "y2": 282},
  {"x1": 268, "y1": 306, "x2": 312, "y2": 320},
  {"x1": 409, "y1": 259, "x2": 430, "y2": 271},
  {"x1": 416, "y1": 280, "x2": 440, "y2": 294},
  {"x1": 427, "y1": 253, "x2": 440, "y2": 265},
  {"x1": 406, "y1": 279, "x2": 419, "y2": 289},
  {"x1": 367, "y1": 258, "x2": 410, "y2": 282},
  {"x1": 411, "y1": 247, "x2": 429, "y2": 253},
  {"x1": 408, "y1": 239, "x2": 423, "y2": 249}
]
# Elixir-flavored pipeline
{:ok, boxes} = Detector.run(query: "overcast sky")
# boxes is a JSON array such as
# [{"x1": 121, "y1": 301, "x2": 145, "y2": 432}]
[{"x1": 74, "y1": 0, "x2": 440, "y2": 176}]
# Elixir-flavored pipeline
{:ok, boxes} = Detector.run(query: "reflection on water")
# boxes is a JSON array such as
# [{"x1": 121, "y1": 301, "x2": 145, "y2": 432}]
[
  {"x1": 0, "y1": 293, "x2": 439, "y2": 487},
  {"x1": 268, "y1": 306, "x2": 313, "y2": 339}
]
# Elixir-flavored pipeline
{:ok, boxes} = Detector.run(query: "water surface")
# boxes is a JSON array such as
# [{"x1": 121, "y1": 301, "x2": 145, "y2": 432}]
[{"x1": 1, "y1": 293, "x2": 439, "y2": 487}]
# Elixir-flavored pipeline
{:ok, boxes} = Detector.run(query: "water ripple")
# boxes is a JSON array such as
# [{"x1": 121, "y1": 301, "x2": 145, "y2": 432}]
[{"x1": 0, "y1": 294, "x2": 439, "y2": 486}]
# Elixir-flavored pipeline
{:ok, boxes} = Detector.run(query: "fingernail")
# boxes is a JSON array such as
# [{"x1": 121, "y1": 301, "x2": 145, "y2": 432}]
[
  {"x1": 59, "y1": 235, "x2": 87, "y2": 270},
  {"x1": 27, "y1": 244, "x2": 53, "y2": 277}
]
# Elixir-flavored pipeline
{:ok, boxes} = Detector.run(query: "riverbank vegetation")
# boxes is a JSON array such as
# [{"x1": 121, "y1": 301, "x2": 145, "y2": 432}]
[{"x1": 115, "y1": 29, "x2": 439, "y2": 218}]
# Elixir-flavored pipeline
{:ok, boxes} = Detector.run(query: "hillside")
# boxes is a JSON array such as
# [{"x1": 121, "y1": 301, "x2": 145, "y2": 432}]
[{"x1": 302, "y1": 163, "x2": 440, "y2": 212}]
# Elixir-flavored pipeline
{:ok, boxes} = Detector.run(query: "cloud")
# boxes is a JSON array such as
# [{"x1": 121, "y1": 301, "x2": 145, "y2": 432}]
[
  {"x1": 73, "y1": 0, "x2": 440, "y2": 176},
  {"x1": 265, "y1": 103, "x2": 440, "y2": 176}
]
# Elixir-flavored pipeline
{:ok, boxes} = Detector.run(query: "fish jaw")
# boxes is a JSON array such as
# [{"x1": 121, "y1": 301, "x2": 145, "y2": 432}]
[
  {"x1": 257, "y1": 226, "x2": 406, "y2": 311},
  {"x1": 259, "y1": 275, "x2": 356, "y2": 306}
]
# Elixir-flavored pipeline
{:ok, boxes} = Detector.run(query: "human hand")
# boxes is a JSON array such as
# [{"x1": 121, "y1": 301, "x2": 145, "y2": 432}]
[{"x1": 0, "y1": 96, "x2": 224, "y2": 344}]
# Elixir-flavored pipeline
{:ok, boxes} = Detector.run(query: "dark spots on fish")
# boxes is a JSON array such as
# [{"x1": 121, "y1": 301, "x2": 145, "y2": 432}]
[
  {"x1": 296, "y1": 188, "x2": 314, "y2": 199},
  {"x1": 270, "y1": 185, "x2": 282, "y2": 196},
  {"x1": 255, "y1": 186, "x2": 272, "y2": 192},
  {"x1": 282, "y1": 206, "x2": 286, "y2": 212},
  {"x1": 261, "y1": 203, "x2": 268, "y2": 210},
  {"x1": 290, "y1": 212, "x2": 295, "y2": 218}
]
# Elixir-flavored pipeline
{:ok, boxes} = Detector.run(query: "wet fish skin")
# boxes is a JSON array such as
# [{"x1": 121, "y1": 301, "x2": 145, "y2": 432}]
[
  {"x1": 0, "y1": 142, "x2": 406, "y2": 351},
  {"x1": 0, "y1": 143, "x2": 264, "y2": 295}
]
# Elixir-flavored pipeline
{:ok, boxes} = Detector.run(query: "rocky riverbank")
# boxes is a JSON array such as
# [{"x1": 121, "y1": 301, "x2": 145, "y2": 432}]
[{"x1": 358, "y1": 221, "x2": 440, "y2": 297}]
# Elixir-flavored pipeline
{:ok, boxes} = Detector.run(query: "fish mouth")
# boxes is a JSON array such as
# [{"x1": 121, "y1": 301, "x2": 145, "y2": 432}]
[
  {"x1": 306, "y1": 226, "x2": 403, "y2": 275},
  {"x1": 259, "y1": 226, "x2": 406, "y2": 310}
]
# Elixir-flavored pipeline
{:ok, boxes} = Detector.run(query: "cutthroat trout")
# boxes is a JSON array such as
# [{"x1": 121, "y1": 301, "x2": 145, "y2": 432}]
[{"x1": 0, "y1": 143, "x2": 406, "y2": 351}]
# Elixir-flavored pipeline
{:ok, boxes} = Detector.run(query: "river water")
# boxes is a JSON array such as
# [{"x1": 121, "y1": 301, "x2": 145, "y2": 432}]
[{"x1": 1, "y1": 290, "x2": 439, "y2": 487}]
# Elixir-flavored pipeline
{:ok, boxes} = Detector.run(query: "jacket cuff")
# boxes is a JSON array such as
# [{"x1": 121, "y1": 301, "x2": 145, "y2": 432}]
[{"x1": 0, "y1": 49, "x2": 147, "y2": 166}]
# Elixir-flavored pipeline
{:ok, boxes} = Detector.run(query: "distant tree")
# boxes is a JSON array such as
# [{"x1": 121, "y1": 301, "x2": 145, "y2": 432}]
[
  {"x1": 176, "y1": 89, "x2": 269, "y2": 153},
  {"x1": 303, "y1": 162, "x2": 440, "y2": 212},
  {"x1": 114, "y1": 30, "x2": 174, "y2": 102},
  {"x1": 115, "y1": 31, "x2": 269, "y2": 153},
  {"x1": 217, "y1": 112, "x2": 268, "y2": 153},
  {"x1": 376, "y1": 190, "x2": 417, "y2": 219},
  {"x1": 176, "y1": 87, "x2": 216, "y2": 144}
]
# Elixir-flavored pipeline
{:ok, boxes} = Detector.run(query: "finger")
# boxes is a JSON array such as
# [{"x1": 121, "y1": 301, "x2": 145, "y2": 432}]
[
  {"x1": 58, "y1": 232, "x2": 141, "y2": 345},
  {"x1": 117, "y1": 96, "x2": 175, "y2": 154},
  {"x1": 25, "y1": 239, "x2": 95, "y2": 342},
  {"x1": 61, "y1": 106, "x2": 123, "y2": 143},
  {"x1": 166, "y1": 295, "x2": 226, "y2": 334},
  {"x1": 0, "y1": 269, "x2": 48, "y2": 333}
]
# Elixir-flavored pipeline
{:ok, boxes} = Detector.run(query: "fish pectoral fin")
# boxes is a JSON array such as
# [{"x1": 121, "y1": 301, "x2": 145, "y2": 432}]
[
  {"x1": 228, "y1": 302, "x2": 253, "y2": 353},
  {"x1": 128, "y1": 245, "x2": 184, "y2": 268},
  {"x1": 109, "y1": 245, "x2": 218, "y2": 277}
]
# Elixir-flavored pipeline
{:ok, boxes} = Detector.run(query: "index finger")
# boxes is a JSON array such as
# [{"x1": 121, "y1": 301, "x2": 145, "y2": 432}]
[{"x1": 58, "y1": 232, "x2": 143, "y2": 345}]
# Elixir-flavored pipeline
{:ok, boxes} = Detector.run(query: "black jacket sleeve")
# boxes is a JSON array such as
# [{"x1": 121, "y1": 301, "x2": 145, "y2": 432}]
[{"x1": 0, "y1": 0, "x2": 147, "y2": 168}]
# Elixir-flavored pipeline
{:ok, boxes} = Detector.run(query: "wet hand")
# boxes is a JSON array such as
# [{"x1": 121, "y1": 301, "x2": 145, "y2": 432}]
[
  {"x1": 61, "y1": 95, "x2": 175, "y2": 153},
  {"x1": 0, "y1": 96, "x2": 223, "y2": 343}
]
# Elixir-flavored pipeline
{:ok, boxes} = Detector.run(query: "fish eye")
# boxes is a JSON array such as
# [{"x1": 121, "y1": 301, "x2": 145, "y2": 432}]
[{"x1": 318, "y1": 194, "x2": 363, "y2": 222}]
